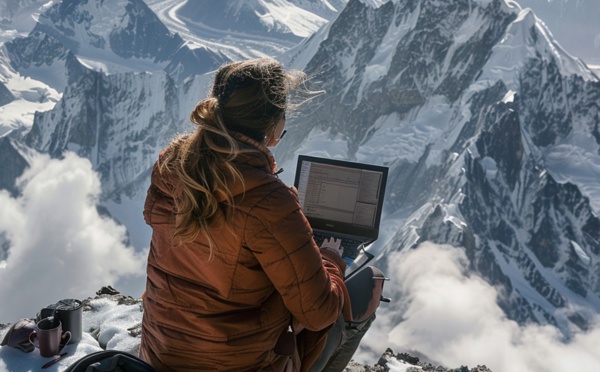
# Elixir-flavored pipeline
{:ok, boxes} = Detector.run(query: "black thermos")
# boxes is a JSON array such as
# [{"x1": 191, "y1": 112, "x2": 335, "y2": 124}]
[{"x1": 39, "y1": 299, "x2": 83, "y2": 344}]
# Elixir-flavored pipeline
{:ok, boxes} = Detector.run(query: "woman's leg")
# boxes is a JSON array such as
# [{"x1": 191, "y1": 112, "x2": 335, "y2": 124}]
[
  {"x1": 320, "y1": 314, "x2": 376, "y2": 372},
  {"x1": 309, "y1": 313, "x2": 345, "y2": 372},
  {"x1": 310, "y1": 265, "x2": 384, "y2": 372}
]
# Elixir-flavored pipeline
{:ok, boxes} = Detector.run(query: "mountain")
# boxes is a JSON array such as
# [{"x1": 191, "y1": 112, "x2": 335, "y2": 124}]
[
  {"x1": 1, "y1": 0, "x2": 600, "y2": 369},
  {"x1": 3, "y1": 30, "x2": 80, "y2": 91},
  {"x1": 518, "y1": 0, "x2": 600, "y2": 68},
  {"x1": 24, "y1": 68, "x2": 179, "y2": 196},
  {"x1": 3, "y1": 0, "x2": 227, "y2": 88},
  {"x1": 275, "y1": 0, "x2": 600, "y2": 334},
  {"x1": 174, "y1": 0, "x2": 346, "y2": 42},
  {"x1": 0, "y1": 0, "x2": 45, "y2": 29},
  {"x1": 142, "y1": 0, "x2": 348, "y2": 62},
  {"x1": 0, "y1": 0, "x2": 349, "y2": 251}
]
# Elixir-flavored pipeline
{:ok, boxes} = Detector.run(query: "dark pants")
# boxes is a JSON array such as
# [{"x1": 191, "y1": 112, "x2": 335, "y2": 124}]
[{"x1": 309, "y1": 312, "x2": 376, "y2": 372}]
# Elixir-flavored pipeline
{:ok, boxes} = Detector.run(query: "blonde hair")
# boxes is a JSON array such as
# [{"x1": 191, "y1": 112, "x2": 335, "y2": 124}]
[{"x1": 160, "y1": 58, "x2": 304, "y2": 249}]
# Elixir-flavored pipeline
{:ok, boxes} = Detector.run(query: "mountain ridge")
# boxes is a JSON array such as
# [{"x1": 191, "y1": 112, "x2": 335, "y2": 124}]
[
  {"x1": 273, "y1": 0, "x2": 600, "y2": 334},
  {"x1": 0, "y1": 1, "x2": 599, "y2": 369}
]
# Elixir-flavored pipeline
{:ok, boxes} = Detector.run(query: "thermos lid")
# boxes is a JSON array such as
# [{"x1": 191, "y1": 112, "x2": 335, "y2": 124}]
[
  {"x1": 56, "y1": 299, "x2": 82, "y2": 311},
  {"x1": 44, "y1": 298, "x2": 82, "y2": 311}
]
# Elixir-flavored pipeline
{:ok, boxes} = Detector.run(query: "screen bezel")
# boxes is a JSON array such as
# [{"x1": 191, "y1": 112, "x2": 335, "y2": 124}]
[{"x1": 293, "y1": 155, "x2": 388, "y2": 241}]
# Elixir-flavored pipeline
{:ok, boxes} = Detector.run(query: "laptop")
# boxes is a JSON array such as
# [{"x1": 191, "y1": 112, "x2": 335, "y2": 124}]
[{"x1": 294, "y1": 155, "x2": 388, "y2": 278}]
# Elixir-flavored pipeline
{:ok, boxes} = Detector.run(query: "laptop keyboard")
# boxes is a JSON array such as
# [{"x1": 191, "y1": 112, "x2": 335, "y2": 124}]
[{"x1": 313, "y1": 232, "x2": 363, "y2": 260}]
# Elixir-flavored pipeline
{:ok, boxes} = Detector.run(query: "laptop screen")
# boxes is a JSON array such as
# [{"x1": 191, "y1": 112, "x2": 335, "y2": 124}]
[{"x1": 294, "y1": 155, "x2": 388, "y2": 241}]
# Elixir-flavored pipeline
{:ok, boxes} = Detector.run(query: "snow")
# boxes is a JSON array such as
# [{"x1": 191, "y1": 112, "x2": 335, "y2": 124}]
[
  {"x1": 502, "y1": 89, "x2": 516, "y2": 103},
  {"x1": 571, "y1": 240, "x2": 591, "y2": 266},
  {"x1": 517, "y1": 0, "x2": 600, "y2": 68},
  {"x1": 280, "y1": 18, "x2": 334, "y2": 70},
  {"x1": 255, "y1": 0, "x2": 329, "y2": 38},
  {"x1": 0, "y1": 69, "x2": 61, "y2": 137},
  {"x1": 466, "y1": 2, "x2": 600, "y2": 220},
  {"x1": 478, "y1": 6, "x2": 596, "y2": 93},
  {"x1": 358, "y1": 0, "x2": 388, "y2": 8},
  {"x1": 0, "y1": 1, "x2": 45, "y2": 39},
  {"x1": 276, "y1": 127, "x2": 350, "y2": 186},
  {"x1": 144, "y1": 0, "x2": 315, "y2": 61},
  {"x1": 354, "y1": 96, "x2": 456, "y2": 167},
  {"x1": 74, "y1": 54, "x2": 167, "y2": 75},
  {"x1": 542, "y1": 143, "x2": 600, "y2": 215},
  {"x1": 387, "y1": 358, "x2": 422, "y2": 371},
  {"x1": 481, "y1": 156, "x2": 499, "y2": 179},
  {"x1": 357, "y1": 6, "x2": 418, "y2": 97},
  {"x1": 0, "y1": 293, "x2": 427, "y2": 372},
  {"x1": 0, "y1": 297, "x2": 143, "y2": 372}
]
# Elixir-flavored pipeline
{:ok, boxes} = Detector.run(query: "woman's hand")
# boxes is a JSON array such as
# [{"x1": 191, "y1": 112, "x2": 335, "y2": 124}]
[{"x1": 320, "y1": 237, "x2": 344, "y2": 257}]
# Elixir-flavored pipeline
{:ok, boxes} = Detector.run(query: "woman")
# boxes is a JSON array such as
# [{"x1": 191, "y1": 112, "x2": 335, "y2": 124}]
[{"x1": 139, "y1": 58, "x2": 352, "y2": 371}]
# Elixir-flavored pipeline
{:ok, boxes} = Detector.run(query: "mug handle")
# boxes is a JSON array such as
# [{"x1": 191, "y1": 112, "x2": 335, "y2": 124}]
[
  {"x1": 59, "y1": 331, "x2": 71, "y2": 353},
  {"x1": 29, "y1": 331, "x2": 38, "y2": 348}
]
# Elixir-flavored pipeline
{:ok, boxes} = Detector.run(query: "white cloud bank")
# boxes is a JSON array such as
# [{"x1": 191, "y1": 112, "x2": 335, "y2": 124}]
[
  {"x1": 0, "y1": 152, "x2": 146, "y2": 322},
  {"x1": 356, "y1": 243, "x2": 600, "y2": 372}
]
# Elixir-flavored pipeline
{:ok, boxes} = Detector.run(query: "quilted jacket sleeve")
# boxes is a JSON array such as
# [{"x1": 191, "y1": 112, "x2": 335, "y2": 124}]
[
  {"x1": 143, "y1": 159, "x2": 176, "y2": 226},
  {"x1": 244, "y1": 184, "x2": 349, "y2": 332}
]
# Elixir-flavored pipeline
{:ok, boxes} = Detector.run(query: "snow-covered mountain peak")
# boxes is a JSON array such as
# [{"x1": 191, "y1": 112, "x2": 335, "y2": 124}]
[
  {"x1": 520, "y1": 7, "x2": 593, "y2": 78},
  {"x1": 174, "y1": 0, "x2": 345, "y2": 42},
  {"x1": 32, "y1": 0, "x2": 186, "y2": 73},
  {"x1": 272, "y1": 0, "x2": 600, "y2": 336},
  {"x1": 37, "y1": 0, "x2": 131, "y2": 44},
  {"x1": 478, "y1": 4, "x2": 596, "y2": 96}
]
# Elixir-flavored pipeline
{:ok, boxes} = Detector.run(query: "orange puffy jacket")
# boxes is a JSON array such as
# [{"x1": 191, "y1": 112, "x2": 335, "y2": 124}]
[{"x1": 139, "y1": 137, "x2": 348, "y2": 371}]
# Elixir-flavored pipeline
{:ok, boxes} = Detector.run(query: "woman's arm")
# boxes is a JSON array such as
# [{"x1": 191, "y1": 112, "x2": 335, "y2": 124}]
[{"x1": 244, "y1": 185, "x2": 349, "y2": 331}]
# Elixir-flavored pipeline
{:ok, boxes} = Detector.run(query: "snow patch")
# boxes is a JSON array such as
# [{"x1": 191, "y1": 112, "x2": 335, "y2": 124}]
[
  {"x1": 0, "y1": 71, "x2": 60, "y2": 137},
  {"x1": 543, "y1": 143, "x2": 600, "y2": 215},
  {"x1": 356, "y1": 96, "x2": 456, "y2": 167},
  {"x1": 481, "y1": 156, "x2": 498, "y2": 179},
  {"x1": 571, "y1": 240, "x2": 591, "y2": 266},
  {"x1": 502, "y1": 89, "x2": 516, "y2": 103}
]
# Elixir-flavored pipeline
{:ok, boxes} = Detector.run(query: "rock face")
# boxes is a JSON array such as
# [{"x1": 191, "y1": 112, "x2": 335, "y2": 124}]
[
  {"x1": 0, "y1": 82, "x2": 14, "y2": 107},
  {"x1": 276, "y1": 0, "x2": 600, "y2": 333},
  {"x1": 363, "y1": 348, "x2": 493, "y2": 372},
  {"x1": 0, "y1": 138, "x2": 28, "y2": 197},
  {"x1": 22, "y1": 67, "x2": 188, "y2": 199}
]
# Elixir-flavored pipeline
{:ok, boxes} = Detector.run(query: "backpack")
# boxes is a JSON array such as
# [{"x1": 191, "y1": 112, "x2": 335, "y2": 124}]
[{"x1": 64, "y1": 350, "x2": 156, "y2": 372}]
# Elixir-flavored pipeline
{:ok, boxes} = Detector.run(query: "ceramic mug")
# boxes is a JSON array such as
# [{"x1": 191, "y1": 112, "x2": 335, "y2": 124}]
[{"x1": 29, "y1": 317, "x2": 71, "y2": 357}]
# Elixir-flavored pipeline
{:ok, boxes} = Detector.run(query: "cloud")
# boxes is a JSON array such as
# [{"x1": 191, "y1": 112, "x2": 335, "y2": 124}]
[
  {"x1": 355, "y1": 243, "x2": 600, "y2": 372},
  {"x1": 0, "y1": 152, "x2": 146, "y2": 322}
]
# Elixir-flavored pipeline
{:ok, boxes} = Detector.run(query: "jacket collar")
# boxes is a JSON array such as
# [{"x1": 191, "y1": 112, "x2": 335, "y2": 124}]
[
  {"x1": 230, "y1": 132, "x2": 278, "y2": 175},
  {"x1": 224, "y1": 132, "x2": 283, "y2": 199}
]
